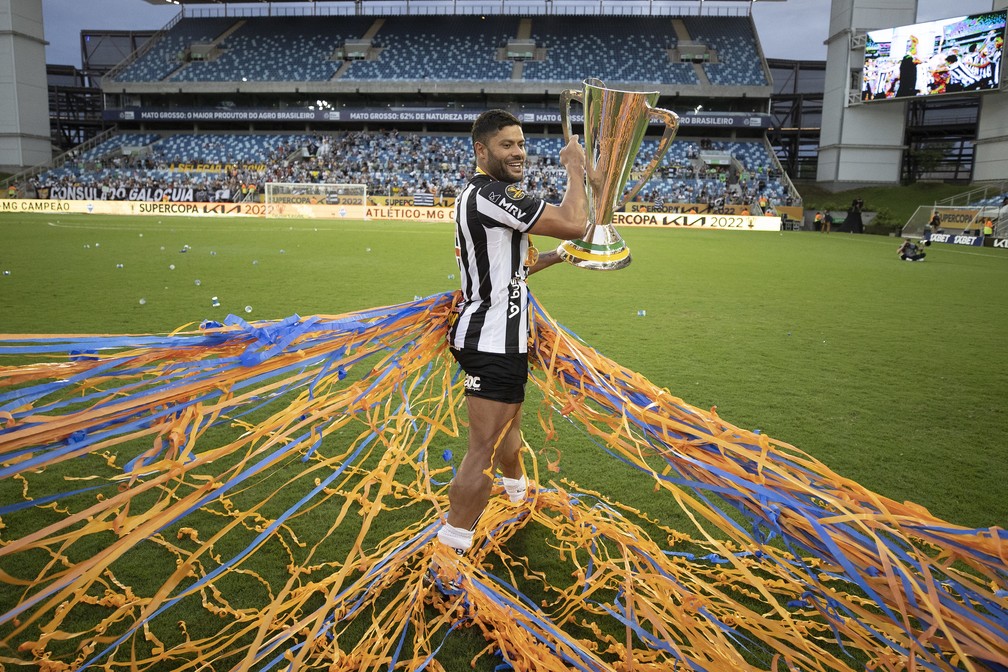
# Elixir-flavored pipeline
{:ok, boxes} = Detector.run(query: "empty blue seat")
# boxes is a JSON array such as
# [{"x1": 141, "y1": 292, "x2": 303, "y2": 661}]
[
  {"x1": 343, "y1": 16, "x2": 516, "y2": 81},
  {"x1": 115, "y1": 17, "x2": 236, "y2": 82},
  {"x1": 173, "y1": 16, "x2": 374, "y2": 82},
  {"x1": 681, "y1": 16, "x2": 767, "y2": 86},
  {"x1": 522, "y1": 16, "x2": 697, "y2": 85}
]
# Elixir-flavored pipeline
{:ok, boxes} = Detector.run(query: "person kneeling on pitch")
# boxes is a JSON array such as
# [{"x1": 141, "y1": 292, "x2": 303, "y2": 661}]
[
  {"x1": 432, "y1": 110, "x2": 589, "y2": 584},
  {"x1": 898, "y1": 238, "x2": 926, "y2": 261}
]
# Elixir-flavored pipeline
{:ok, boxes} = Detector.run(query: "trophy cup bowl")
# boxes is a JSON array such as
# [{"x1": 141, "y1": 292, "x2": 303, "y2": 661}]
[{"x1": 558, "y1": 78, "x2": 679, "y2": 270}]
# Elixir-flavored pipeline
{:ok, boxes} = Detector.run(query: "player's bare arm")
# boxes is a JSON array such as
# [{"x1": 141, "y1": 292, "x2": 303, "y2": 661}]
[{"x1": 531, "y1": 134, "x2": 589, "y2": 241}]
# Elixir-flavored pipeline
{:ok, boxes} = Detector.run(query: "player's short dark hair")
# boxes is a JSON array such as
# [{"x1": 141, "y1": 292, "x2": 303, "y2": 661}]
[{"x1": 471, "y1": 110, "x2": 521, "y2": 148}]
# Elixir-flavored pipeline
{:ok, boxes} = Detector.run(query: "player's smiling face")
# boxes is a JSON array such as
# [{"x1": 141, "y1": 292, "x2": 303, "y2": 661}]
[{"x1": 476, "y1": 124, "x2": 526, "y2": 183}]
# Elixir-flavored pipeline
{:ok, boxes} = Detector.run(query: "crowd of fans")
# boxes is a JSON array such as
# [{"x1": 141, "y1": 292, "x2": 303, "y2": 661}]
[{"x1": 17, "y1": 130, "x2": 793, "y2": 212}]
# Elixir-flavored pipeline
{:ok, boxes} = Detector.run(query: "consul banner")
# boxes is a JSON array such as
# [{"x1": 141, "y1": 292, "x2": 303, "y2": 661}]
[{"x1": 43, "y1": 185, "x2": 197, "y2": 202}]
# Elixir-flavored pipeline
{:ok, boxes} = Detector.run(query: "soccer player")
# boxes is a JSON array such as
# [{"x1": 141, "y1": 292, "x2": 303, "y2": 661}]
[{"x1": 434, "y1": 109, "x2": 588, "y2": 576}]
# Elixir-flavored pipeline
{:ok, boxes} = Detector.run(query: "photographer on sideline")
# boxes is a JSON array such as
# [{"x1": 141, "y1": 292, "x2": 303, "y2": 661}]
[{"x1": 898, "y1": 238, "x2": 927, "y2": 261}]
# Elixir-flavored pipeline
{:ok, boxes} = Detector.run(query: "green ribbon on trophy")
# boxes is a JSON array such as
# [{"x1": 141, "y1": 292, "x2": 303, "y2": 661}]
[{"x1": 559, "y1": 78, "x2": 680, "y2": 270}]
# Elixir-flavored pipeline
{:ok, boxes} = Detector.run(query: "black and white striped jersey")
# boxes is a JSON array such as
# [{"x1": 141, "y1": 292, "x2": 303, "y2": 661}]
[{"x1": 449, "y1": 171, "x2": 546, "y2": 354}]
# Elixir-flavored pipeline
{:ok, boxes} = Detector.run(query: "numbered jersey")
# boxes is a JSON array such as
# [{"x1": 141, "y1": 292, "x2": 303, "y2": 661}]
[{"x1": 449, "y1": 171, "x2": 546, "y2": 354}]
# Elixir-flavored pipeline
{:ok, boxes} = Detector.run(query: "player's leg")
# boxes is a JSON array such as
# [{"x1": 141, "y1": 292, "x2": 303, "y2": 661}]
[
  {"x1": 495, "y1": 405, "x2": 528, "y2": 502},
  {"x1": 446, "y1": 395, "x2": 522, "y2": 530},
  {"x1": 436, "y1": 349, "x2": 527, "y2": 562},
  {"x1": 493, "y1": 404, "x2": 523, "y2": 477},
  {"x1": 433, "y1": 395, "x2": 520, "y2": 581}
]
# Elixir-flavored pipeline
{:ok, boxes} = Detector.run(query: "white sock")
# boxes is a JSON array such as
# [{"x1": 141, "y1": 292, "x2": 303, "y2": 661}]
[
  {"x1": 502, "y1": 475, "x2": 527, "y2": 503},
  {"x1": 436, "y1": 523, "x2": 474, "y2": 553}
]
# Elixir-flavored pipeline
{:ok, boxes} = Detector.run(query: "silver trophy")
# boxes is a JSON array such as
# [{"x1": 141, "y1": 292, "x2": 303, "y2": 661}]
[{"x1": 558, "y1": 78, "x2": 679, "y2": 270}]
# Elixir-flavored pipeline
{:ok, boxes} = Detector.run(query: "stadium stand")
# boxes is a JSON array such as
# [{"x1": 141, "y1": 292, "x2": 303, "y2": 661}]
[
  {"x1": 521, "y1": 17, "x2": 698, "y2": 85},
  {"x1": 171, "y1": 17, "x2": 375, "y2": 82},
  {"x1": 150, "y1": 133, "x2": 307, "y2": 164},
  {"x1": 105, "y1": 14, "x2": 767, "y2": 87},
  {"x1": 342, "y1": 16, "x2": 518, "y2": 81},
  {"x1": 978, "y1": 193, "x2": 1008, "y2": 208},
  {"x1": 681, "y1": 16, "x2": 768, "y2": 86},
  {"x1": 5, "y1": 5, "x2": 795, "y2": 213},
  {"x1": 33, "y1": 130, "x2": 794, "y2": 213},
  {"x1": 77, "y1": 133, "x2": 162, "y2": 162},
  {"x1": 114, "y1": 17, "x2": 236, "y2": 82}
]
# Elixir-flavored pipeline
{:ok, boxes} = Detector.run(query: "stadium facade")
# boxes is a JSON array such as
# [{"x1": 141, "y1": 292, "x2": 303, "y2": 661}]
[
  {"x1": 1, "y1": 0, "x2": 1006, "y2": 208},
  {"x1": 819, "y1": 0, "x2": 1008, "y2": 186}
]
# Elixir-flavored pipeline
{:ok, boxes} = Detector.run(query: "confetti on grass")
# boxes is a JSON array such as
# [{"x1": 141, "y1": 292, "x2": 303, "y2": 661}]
[{"x1": 0, "y1": 292, "x2": 1004, "y2": 671}]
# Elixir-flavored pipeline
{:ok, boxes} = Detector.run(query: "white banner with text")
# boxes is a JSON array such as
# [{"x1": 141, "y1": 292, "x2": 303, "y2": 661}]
[{"x1": 3, "y1": 199, "x2": 784, "y2": 230}]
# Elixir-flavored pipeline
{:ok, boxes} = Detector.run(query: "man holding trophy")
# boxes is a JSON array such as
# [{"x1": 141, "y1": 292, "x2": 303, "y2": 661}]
[
  {"x1": 434, "y1": 109, "x2": 589, "y2": 574},
  {"x1": 435, "y1": 83, "x2": 678, "y2": 584}
]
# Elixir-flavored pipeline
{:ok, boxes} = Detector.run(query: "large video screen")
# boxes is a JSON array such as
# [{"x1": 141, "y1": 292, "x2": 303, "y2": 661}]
[{"x1": 861, "y1": 10, "x2": 1005, "y2": 101}]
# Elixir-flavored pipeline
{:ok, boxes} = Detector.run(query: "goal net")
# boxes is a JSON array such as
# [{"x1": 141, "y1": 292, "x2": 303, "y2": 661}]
[{"x1": 264, "y1": 183, "x2": 367, "y2": 219}]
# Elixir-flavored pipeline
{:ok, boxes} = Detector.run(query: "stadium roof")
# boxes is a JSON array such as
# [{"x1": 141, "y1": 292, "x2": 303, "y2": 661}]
[
  {"x1": 141, "y1": 0, "x2": 783, "y2": 8},
  {"x1": 139, "y1": 0, "x2": 785, "y2": 19}
]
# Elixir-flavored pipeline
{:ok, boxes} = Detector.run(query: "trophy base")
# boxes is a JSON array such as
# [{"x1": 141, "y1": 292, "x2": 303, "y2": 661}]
[{"x1": 559, "y1": 237, "x2": 632, "y2": 271}]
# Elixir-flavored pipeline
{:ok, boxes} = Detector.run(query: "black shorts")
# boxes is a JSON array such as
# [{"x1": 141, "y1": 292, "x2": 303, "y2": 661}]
[{"x1": 449, "y1": 348, "x2": 528, "y2": 404}]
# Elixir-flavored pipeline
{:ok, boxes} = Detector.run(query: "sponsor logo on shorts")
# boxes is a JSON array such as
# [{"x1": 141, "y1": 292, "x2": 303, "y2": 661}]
[{"x1": 464, "y1": 374, "x2": 481, "y2": 391}]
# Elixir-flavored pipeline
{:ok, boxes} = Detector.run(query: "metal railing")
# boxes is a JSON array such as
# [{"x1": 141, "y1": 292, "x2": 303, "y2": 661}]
[
  {"x1": 935, "y1": 182, "x2": 1007, "y2": 210},
  {"x1": 900, "y1": 181, "x2": 1008, "y2": 238},
  {"x1": 181, "y1": 0, "x2": 753, "y2": 19},
  {"x1": 0, "y1": 128, "x2": 119, "y2": 195},
  {"x1": 938, "y1": 181, "x2": 1008, "y2": 231},
  {"x1": 101, "y1": 10, "x2": 184, "y2": 86},
  {"x1": 763, "y1": 136, "x2": 801, "y2": 207}
]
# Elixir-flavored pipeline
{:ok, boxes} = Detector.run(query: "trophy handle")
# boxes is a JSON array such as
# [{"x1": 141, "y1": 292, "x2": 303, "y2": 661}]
[
  {"x1": 559, "y1": 89, "x2": 583, "y2": 143},
  {"x1": 617, "y1": 105, "x2": 680, "y2": 208}
]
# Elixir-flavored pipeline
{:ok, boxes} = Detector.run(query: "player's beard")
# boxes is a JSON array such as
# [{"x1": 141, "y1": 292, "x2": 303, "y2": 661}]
[{"x1": 486, "y1": 152, "x2": 524, "y2": 183}]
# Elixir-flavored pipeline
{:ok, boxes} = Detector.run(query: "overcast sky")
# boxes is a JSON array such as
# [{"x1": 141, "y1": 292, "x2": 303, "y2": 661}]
[{"x1": 40, "y1": 0, "x2": 998, "y2": 67}]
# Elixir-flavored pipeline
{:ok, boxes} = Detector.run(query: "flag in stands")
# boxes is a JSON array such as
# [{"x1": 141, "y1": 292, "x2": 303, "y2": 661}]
[{"x1": 413, "y1": 192, "x2": 434, "y2": 206}]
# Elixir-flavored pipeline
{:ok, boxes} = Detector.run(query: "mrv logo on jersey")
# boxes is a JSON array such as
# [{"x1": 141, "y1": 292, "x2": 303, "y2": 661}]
[{"x1": 489, "y1": 191, "x2": 527, "y2": 220}]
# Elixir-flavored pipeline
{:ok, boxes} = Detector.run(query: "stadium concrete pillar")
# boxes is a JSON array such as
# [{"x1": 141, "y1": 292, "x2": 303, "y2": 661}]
[
  {"x1": 817, "y1": 0, "x2": 917, "y2": 187},
  {"x1": 973, "y1": 0, "x2": 1008, "y2": 183},
  {"x1": 0, "y1": 0, "x2": 51, "y2": 173}
]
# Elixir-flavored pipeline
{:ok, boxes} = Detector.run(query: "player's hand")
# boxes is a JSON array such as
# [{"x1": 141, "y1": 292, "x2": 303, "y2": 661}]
[{"x1": 559, "y1": 134, "x2": 586, "y2": 175}]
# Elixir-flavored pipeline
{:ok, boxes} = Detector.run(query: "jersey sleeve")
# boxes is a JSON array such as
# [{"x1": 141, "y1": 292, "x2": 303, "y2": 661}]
[{"x1": 473, "y1": 181, "x2": 546, "y2": 233}]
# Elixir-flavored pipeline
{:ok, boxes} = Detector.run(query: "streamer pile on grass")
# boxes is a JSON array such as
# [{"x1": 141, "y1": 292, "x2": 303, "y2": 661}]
[{"x1": 0, "y1": 291, "x2": 1004, "y2": 671}]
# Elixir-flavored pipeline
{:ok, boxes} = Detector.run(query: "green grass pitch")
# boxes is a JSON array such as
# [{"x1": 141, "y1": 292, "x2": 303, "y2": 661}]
[
  {"x1": 1, "y1": 211, "x2": 1006, "y2": 531},
  {"x1": 2, "y1": 211, "x2": 1008, "y2": 670}
]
